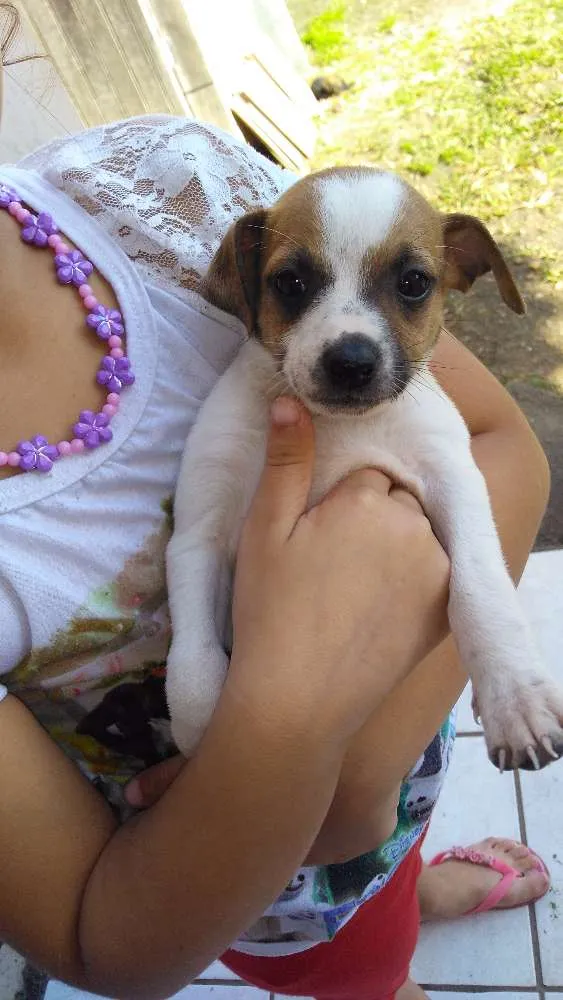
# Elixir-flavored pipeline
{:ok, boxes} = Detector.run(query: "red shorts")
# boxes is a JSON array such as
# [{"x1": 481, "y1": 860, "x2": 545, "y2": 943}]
[{"x1": 222, "y1": 836, "x2": 424, "y2": 1000}]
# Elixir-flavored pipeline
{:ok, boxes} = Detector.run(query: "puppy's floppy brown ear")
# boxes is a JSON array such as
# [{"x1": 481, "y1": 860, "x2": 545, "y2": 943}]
[
  {"x1": 201, "y1": 208, "x2": 268, "y2": 335},
  {"x1": 442, "y1": 213, "x2": 525, "y2": 315}
]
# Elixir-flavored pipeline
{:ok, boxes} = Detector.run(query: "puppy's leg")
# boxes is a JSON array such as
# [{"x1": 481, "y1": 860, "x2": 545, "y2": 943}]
[
  {"x1": 167, "y1": 535, "x2": 231, "y2": 756},
  {"x1": 421, "y1": 454, "x2": 563, "y2": 771},
  {"x1": 166, "y1": 351, "x2": 268, "y2": 755}
]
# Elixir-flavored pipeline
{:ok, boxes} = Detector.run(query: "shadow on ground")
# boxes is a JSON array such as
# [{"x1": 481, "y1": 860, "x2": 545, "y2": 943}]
[{"x1": 444, "y1": 238, "x2": 563, "y2": 550}]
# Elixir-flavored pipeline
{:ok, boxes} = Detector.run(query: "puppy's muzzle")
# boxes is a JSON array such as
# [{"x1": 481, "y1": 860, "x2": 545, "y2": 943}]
[{"x1": 314, "y1": 334, "x2": 383, "y2": 410}]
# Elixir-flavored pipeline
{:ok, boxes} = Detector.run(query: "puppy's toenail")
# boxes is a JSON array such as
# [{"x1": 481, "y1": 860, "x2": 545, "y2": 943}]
[
  {"x1": 541, "y1": 735, "x2": 559, "y2": 760},
  {"x1": 526, "y1": 745, "x2": 541, "y2": 770}
]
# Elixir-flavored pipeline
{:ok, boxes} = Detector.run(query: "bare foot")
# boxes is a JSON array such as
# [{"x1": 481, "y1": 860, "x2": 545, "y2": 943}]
[
  {"x1": 418, "y1": 838, "x2": 549, "y2": 921},
  {"x1": 396, "y1": 978, "x2": 429, "y2": 1000}
]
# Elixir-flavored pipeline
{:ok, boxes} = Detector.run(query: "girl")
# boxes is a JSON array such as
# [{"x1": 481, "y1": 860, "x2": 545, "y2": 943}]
[{"x1": 0, "y1": 22, "x2": 550, "y2": 1000}]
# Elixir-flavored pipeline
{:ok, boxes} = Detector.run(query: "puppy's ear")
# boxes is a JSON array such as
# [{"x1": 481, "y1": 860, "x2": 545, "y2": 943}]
[
  {"x1": 442, "y1": 213, "x2": 525, "y2": 315},
  {"x1": 201, "y1": 208, "x2": 268, "y2": 335}
]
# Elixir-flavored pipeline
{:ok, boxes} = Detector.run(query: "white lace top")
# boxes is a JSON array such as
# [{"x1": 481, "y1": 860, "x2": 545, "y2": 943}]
[{"x1": 0, "y1": 116, "x2": 455, "y2": 959}]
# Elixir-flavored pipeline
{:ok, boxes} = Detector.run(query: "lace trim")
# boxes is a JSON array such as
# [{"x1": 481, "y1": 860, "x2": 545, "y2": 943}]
[{"x1": 21, "y1": 116, "x2": 296, "y2": 295}]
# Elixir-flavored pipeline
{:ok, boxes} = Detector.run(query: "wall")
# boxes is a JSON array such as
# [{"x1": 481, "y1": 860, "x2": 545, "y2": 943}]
[{"x1": 0, "y1": 3, "x2": 82, "y2": 162}]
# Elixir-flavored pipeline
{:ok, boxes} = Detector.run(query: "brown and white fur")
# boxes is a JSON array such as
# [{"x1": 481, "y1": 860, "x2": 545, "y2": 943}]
[{"x1": 166, "y1": 167, "x2": 563, "y2": 771}]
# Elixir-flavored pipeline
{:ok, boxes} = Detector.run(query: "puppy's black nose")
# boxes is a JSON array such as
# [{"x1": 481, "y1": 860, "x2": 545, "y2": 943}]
[{"x1": 322, "y1": 335, "x2": 380, "y2": 392}]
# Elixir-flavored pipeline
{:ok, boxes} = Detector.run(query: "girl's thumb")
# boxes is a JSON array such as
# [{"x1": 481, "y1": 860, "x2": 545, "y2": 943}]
[{"x1": 247, "y1": 397, "x2": 315, "y2": 541}]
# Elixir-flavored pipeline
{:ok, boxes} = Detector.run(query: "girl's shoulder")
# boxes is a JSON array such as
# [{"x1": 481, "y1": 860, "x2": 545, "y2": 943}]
[{"x1": 17, "y1": 116, "x2": 297, "y2": 297}]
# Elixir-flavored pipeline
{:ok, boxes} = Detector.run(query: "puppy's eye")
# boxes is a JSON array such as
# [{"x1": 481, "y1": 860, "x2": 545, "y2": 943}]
[
  {"x1": 274, "y1": 269, "x2": 307, "y2": 299},
  {"x1": 398, "y1": 269, "x2": 433, "y2": 302}
]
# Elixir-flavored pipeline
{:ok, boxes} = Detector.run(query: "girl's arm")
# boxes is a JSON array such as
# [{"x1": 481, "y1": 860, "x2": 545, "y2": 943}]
[
  {"x1": 0, "y1": 688, "x2": 341, "y2": 998},
  {"x1": 0, "y1": 404, "x2": 448, "y2": 1000}
]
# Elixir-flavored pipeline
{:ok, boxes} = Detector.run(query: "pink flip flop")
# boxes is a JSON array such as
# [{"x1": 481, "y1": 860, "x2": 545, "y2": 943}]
[{"x1": 428, "y1": 844, "x2": 551, "y2": 915}]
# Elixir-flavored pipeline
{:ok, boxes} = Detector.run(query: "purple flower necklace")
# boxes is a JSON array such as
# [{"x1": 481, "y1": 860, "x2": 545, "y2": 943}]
[{"x1": 0, "y1": 182, "x2": 135, "y2": 473}]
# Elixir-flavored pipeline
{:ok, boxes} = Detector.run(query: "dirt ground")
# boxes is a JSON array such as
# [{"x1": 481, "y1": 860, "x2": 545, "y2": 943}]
[
  {"x1": 288, "y1": 0, "x2": 563, "y2": 550},
  {"x1": 444, "y1": 267, "x2": 563, "y2": 549}
]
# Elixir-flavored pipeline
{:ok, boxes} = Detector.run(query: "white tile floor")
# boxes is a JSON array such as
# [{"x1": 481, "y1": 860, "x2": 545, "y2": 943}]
[{"x1": 38, "y1": 549, "x2": 563, "y2": 999}]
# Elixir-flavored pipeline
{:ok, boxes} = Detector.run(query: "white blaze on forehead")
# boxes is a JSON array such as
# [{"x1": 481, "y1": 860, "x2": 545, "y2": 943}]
[
  {"x1": 281, "y1": 171, "x2": 407, "y2": 407},
  {"x1": 316, "y1": 172, "x2": 405, "y2": 275}
]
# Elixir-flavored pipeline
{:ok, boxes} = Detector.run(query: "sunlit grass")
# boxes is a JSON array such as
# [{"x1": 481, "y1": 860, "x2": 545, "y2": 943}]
[
  {"x1": 300, "y1": 0, "x2": 562, "y2": 282},
  {"x1": 301, "y1": 2, "x2": 348, "y2": 65}
]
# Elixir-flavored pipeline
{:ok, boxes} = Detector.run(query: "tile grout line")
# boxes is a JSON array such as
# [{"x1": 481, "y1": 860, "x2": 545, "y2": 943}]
[
  {"x1": 193, "y1": 979, "x2": 245, "y2": 986},
  {"x1": 421, "y1": 985, "x2": 541, "y2": 992},
  {"x1": 420, "y1": 985, "x2": 541, "y2": 993},
  {"x1": 514, "y1": 767, "x2": 546, "y2": 1000},
  {"x1": 420, "y1": 989, "x2": 563, "y2": 995}
]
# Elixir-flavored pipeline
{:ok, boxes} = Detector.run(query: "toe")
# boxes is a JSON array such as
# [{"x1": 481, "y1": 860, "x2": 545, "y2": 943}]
[
  {"x1": 496, "y1": 868, "x2": 549, "y2": 909},
  {"x1": 507, "y1": 843, "x2": 528, "y2": 857},
  {"x1": 513, "y1": 850, "x2": 537, "y2": 870},
  {"x1": 465, "y1": 838, "x2": 549, "y2": 882},
  {"x1": 487, "y1": 837, "x2": 515, "y2": 852},
  {"x1": 502, "y1": 848, "x2": 539, "y2": 873},
  {"x1": 474, "y1": 836, "x2": 516, "y2": 856},
  {"x1": 479, "y1": 836, "x2": 506, "y2": 851}
]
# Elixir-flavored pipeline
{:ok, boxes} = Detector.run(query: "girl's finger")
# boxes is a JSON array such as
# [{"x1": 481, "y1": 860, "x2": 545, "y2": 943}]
[
  {"x1": 245, "y1": 398, "x2": 315, "y2": 544},
  {"x1": 125, "y1": 755, "x2": 185, "y2": 809}
]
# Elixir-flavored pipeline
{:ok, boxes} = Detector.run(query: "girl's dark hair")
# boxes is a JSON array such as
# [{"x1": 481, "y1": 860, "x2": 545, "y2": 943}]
[{"x1": 0, "y1": 3, "x2": 20, "y2": 64}]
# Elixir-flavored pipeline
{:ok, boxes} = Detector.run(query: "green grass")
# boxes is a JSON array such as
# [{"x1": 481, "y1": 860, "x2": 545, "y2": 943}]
[
  {"x1": 305, "y1": 0, "x2": 562, "y2": 283},
  {"x1": 301, "y1": 2, "x2": 347, "y2": 65},
  {"x1": 377, "y1": 14, "x2": 398, "y2": 32},
  {"x1": 524, "y1": 374, "x2": 560, "y2": 392}
]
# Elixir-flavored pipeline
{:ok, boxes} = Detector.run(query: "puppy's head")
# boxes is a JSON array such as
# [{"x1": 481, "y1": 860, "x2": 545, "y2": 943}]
[{"x1": 202, "y1": 169, "x2": 524, "y2": 415}]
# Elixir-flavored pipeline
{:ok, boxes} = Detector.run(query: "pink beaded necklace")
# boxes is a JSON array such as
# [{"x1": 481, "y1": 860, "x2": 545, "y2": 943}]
[{"x1": 0, "y1": 182, "x2": 135, "y2": 473}]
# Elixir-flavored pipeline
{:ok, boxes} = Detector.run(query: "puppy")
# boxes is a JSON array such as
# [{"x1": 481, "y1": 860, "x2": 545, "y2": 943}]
[{"x1": 166, "y1": 167, "x2": 563, "y2": 771}]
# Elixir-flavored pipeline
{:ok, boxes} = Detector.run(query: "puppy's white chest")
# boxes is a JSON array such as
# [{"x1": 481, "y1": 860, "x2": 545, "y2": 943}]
[
  {"x1": 310, "y1": 376, "x2": 467, "y2": 504},
  {"x1": 310, "y1": 411, "x2": 420, "y2": 505}
]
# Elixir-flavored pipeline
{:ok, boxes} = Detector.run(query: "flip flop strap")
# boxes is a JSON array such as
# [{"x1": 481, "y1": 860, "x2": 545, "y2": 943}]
[{"x1": 429, "y1": 846, "x2": 519, "y2": 915}]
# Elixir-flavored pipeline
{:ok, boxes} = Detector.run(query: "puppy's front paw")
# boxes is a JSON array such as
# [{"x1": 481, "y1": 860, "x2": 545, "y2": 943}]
[
  {"x1": 166, "y1": 643, "x2": 229, "y2": 757},
  {"x1": 170, "y1": 714, "x2": 208, "y2": 759},
  {"x1": 476, "y1": 671, "x2": 563, "y2": 771}
]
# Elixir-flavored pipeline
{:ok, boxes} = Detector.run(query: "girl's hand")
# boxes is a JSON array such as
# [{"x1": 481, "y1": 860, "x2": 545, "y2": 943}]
[
  {"x1": 228, "y1": 397, "x2": 450, "y2": 746},
  {"x1": 125, "y1": 755, "x2": 185, "y2": 808},
  {"x1": 127, "y1": 398, "x2": 449, "y2": 852}
]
